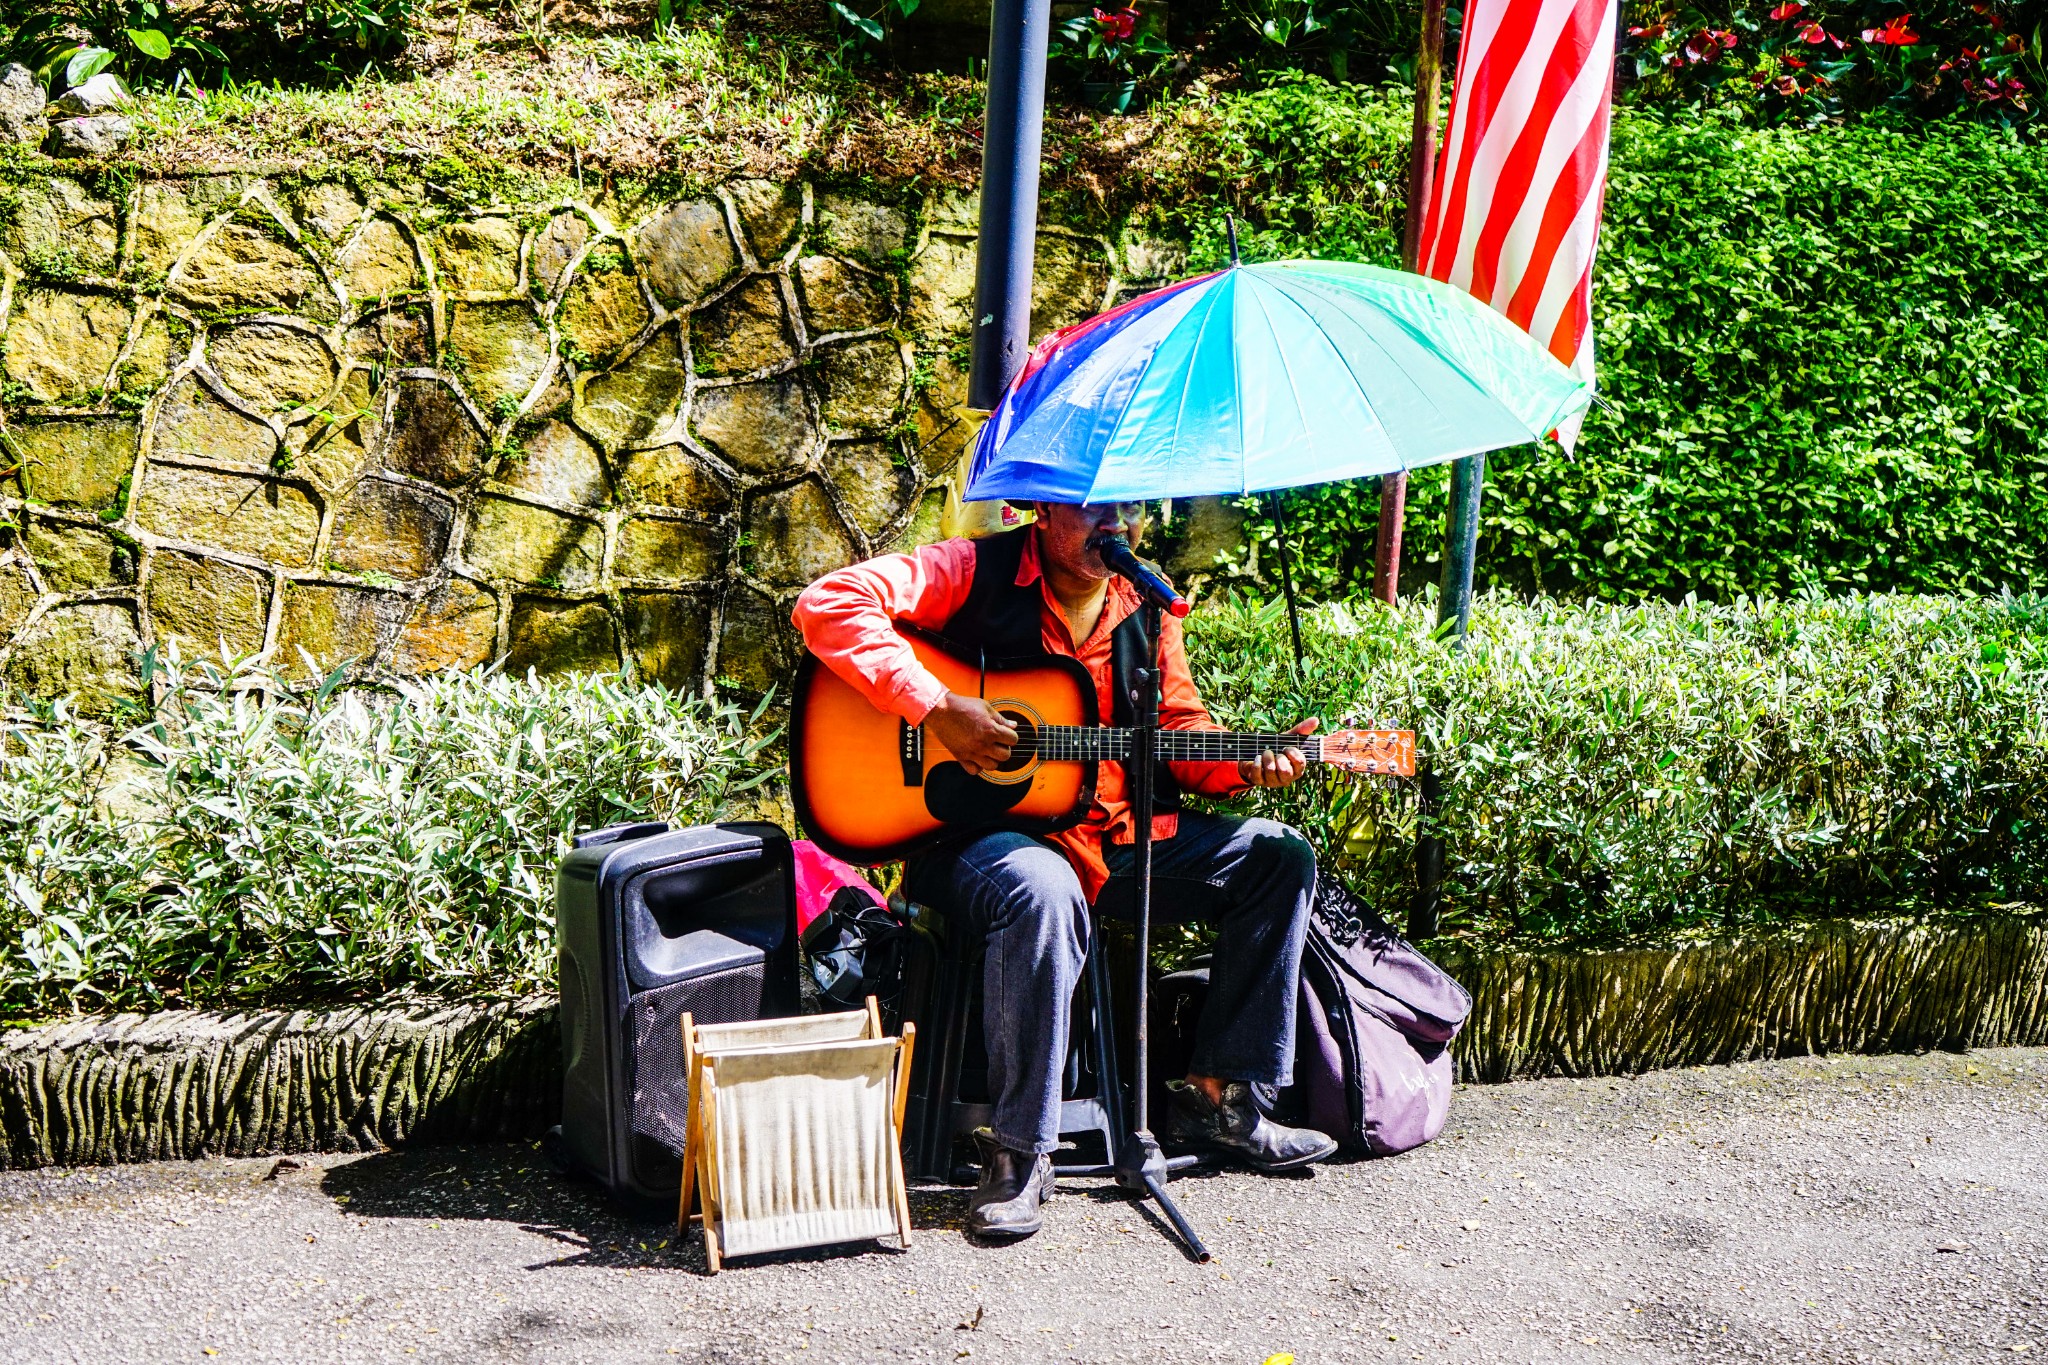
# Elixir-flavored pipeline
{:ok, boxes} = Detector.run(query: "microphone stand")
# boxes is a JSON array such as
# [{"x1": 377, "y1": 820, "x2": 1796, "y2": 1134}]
[{"x1": 1111, "y1": 598, "x2": 1212, "y2": 1263}]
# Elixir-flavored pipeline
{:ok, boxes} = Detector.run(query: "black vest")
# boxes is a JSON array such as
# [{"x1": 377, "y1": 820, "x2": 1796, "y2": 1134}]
[{"x1": 939, "y1": 527, "x2": 1181, "y2": 816}]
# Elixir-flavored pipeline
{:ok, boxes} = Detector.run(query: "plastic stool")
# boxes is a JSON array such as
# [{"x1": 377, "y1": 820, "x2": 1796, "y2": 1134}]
[{"x1": 900, "y1": 907, "x2": 1127, "y2": 1184}]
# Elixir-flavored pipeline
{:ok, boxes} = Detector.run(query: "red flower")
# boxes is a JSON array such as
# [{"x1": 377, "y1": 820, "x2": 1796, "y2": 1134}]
[
  {"x1": 1775, "y1": 75, "x2": 1801, "y2": 95},
  {"x1": 2004, "y1": 34, "x2": 2025, "y2": 52},
  {"x1": 1784, "y1": 54, "x2": 1807, "y2": 66},
  {"x1": 1798, "y1": 20, "x2": 1825, "y2": 41},
  {"x1": 1769, "y1": 1, "x2": 1802, "y2": 19},
  {"x1": 1628, "y1": 22, "x2": 1667, "y2": 37},
  {"x1": 1093, "y1": 5, "x2": 1139, "y2": 39},
  {"x1": 1861, "y1": 14, "x2": 1919, "y2": 45}
]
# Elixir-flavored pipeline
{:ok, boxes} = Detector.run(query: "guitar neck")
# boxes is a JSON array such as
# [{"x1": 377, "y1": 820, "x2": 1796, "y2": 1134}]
[{"x1": 1028, "y1": 726, "x2": 1325, "y2": 765}]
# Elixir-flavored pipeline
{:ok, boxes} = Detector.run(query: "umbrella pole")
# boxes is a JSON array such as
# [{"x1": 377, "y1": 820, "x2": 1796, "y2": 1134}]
[
  {"x1": 1264, "y1": 492, "x2": 1305, "y2": 674},
  {"x1": 1112, "y1": 600, "x2": 1212, "y2": 1264}
]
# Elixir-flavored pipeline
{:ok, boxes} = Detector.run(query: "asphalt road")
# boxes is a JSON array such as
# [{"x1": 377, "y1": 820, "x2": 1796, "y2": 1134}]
[{"x1": 2, "y1": 1047, "x2": 2043, "y2": 1365}]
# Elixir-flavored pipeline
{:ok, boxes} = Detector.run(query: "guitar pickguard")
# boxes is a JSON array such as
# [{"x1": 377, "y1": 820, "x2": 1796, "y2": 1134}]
[{"x1": 923, "y1": 761, "x2": 1032, "y2": 827}]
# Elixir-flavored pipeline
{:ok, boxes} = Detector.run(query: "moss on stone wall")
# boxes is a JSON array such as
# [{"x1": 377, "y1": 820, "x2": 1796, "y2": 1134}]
[{"x1": 0, "y1": 170, "x2": 1189, "y2": 702}]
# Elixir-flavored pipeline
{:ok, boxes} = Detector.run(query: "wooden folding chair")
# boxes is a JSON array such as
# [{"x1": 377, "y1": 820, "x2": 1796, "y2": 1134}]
[{"x1": 678, "y1": 998, "x2": 915, "y2": 1272}]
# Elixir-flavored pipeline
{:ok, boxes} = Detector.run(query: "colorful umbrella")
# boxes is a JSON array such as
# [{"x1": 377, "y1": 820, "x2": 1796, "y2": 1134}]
[{"x1": 964, "y1": 258, "x2": 1592, "y2": 503}]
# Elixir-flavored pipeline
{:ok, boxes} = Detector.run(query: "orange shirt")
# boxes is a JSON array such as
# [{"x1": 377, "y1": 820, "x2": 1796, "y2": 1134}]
[{"x1": 791, "y1": 529, "x2": 1248, "y2": 900}]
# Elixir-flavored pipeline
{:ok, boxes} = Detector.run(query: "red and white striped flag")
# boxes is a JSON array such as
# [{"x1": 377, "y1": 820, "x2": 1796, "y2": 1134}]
[{"x1": 1415, "y1": 0, "x2": 1618, "y2": 444}]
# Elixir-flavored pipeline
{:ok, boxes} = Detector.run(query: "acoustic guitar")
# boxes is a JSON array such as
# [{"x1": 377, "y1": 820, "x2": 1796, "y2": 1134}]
[{"x1": 791, "y1": 629, "x2": 1416, "y2": 864}]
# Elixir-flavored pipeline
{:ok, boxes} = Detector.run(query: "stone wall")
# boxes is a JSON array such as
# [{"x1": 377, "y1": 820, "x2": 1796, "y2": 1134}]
[
  {"x1": 0, "y1": 170, "x2": 1189, "y2": 707},
  {"x1": 5, "y1": 913, "x2": 2044, "y2": 1168}
]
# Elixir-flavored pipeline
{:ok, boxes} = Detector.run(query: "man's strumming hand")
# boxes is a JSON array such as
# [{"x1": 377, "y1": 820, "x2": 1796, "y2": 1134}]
[
  {"x1": 1238, "y1": 718, "x2": 1318, "y2": 789},
  {"x1": 926, "y1": 692, "x2": 1020, "y2": 777}
]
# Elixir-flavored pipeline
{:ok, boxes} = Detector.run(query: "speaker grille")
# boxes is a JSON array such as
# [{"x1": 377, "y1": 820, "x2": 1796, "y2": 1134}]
[{"x1": 628, "y1": 960, "x2": 768, "y2": 1168}]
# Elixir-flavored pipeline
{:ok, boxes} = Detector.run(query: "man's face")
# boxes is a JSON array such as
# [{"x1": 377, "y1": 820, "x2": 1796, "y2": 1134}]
[{"x1": 1030, "y1": 501, "x2": 1146, "y2": 580}]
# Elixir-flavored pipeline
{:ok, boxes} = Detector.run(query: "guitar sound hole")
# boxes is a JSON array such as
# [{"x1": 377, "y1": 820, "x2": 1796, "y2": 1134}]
[{"x1": 994, "y1": 712, "x2": 1037, "y2": 775}]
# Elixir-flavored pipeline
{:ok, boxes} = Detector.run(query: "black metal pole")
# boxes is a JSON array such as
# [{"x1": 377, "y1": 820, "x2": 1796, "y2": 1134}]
[
  {"x1": 1113, "y1": 602, "x2": 1210, "y2": 1263},
  {"x1": 1264, "y1": 491, "x2": 1305, "y2": 673},
  {"x1": 966, "y1": 0, "x2": 1054, "y2": 409},
  {"x1": 1410, "y1": 449, "x2": 1485, "y2": 939}
]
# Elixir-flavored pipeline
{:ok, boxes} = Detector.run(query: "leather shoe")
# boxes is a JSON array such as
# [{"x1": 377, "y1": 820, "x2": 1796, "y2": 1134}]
[
  {"x1": 967, "y1": 1129, "x2": 1054, "y2": 1240},
  {"x1": 1162, "y1": 1079, "x2": 1338, "y2": 1172}
]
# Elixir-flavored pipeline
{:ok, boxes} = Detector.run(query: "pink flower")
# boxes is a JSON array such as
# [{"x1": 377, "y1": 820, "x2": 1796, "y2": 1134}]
[
  {"x1": 1860, "y1": 14, "x2": 1919, "y2": 45},
  {"x1": 1769, "y1": 1, "x2": 1803, "y2": 19},
  {"x1": 1093, "y1": 5, "x2": 1139, "y2": 40}
]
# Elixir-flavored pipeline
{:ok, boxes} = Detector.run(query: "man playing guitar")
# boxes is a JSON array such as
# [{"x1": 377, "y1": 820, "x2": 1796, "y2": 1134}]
[{"x1": 793, "y1": 499, "x2": 1338, "y2": 1241}]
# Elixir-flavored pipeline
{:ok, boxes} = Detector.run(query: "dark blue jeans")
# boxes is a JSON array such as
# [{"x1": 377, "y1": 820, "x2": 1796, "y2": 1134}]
[{"x1": 906, "y1": 812, "x2": 1316, "y2": 1155}]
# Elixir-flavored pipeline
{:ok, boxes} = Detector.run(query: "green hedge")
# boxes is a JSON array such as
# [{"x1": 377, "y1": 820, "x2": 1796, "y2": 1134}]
[
  {"x1": 5, "y1": 594, "x2": 2043, "y2": 1016},
  {"x1": 1151, "y1": 79, "x2": 2048, "y2": 602},
  {"x1": 1184, "y1": 589, "x2": 2048, "y2": 942}
]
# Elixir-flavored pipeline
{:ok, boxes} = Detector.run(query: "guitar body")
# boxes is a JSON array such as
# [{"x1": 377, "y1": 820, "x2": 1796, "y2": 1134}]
[{"x1": 792, "y1": 632, "x2": 1100, "y2": 865}]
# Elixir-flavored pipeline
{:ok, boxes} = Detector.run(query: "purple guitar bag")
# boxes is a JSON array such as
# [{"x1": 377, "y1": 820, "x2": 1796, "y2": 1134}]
[{"x1": 1295, "y1": 877, "x2": 1471, "y2": 1156}]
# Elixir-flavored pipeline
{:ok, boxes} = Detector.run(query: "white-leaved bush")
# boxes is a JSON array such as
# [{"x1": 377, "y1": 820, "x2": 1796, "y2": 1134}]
[{"x1": 2, "y1": 652, "x2": 776, "y2": 1017}]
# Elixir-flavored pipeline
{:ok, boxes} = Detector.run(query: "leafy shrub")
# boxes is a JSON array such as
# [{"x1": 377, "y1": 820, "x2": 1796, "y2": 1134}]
[
  {"x1": 1152, "y1": 78, "x2": 2048, "y2": 602},
  {"x1": 0, "y1": 653, "x2": 775, "y2": 1019},
  {"x1": 1185, "y1": 589, "x2": 2048, "y2": 945}
]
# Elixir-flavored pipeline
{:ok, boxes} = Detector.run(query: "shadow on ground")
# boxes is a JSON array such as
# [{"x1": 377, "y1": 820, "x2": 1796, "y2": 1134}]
[{"x1": 320, "y1": 1143, "x2": 989, "y2": 1275}]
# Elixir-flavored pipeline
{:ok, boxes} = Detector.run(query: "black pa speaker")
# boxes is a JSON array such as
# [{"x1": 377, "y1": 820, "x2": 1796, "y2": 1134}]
[{"x1": 552, "y1": 820, "x2": 799, "y2": 1210}]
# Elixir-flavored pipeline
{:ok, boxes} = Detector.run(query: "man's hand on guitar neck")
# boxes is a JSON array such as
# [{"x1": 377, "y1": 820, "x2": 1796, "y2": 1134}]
[
  {"x1": 926, "y1": 692, "x2": 1021, "y2": 777},
  {"x1": 1238, "y1": 718, "x2": 1319, "y2": 790}
]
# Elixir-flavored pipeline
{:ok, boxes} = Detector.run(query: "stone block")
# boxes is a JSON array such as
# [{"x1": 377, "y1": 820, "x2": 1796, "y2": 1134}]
[
  {"x1": 614, "y1": 516, "x2": 725, "y2": 583},
  {"x1": 796, "y1": 256, "x2": 896, "y2": 336},
  {"x1": 445, "y1": 302, "x2": 550, "y2": 411},
  {"x1": 493, "y1": 419, "x2": 608, "y2": 507},
  {"x1": 715, "y1": 584, "x2": 795, "y2": 695},
  {"x1": 1032, "y1": 234, "x2": 1111, "y2": 341},
  {"x1": 277, "y1": 582, "x2": 406, "y2": 677},
  {"x1": 815, "y1": 338, "x2": 907, "y2": 433},
  {"x1": 728, "y1": 181, "x2": 803, "y2": 264},
  {"x1": 576, "y1": 331, "x2": 688, "y2": 452},
  {"x1": 1122, "y1": 235, "x2": 1189, "y2": 284},
  {"x1": 622, "y1": 591, "x2": 711, "y2": 690},
  {"x1": 3, "y1": 290, "x2": 131, "y2": 403},
  {"x1": 689, "y1": 277, "x2": 797, "y2": 377},
  {"x1": 336, "y1": 217, "x2": 420, "y2": 300},
  {"x1": 906, "y1": 233, "x2": 977, "y2": 339},
  {"x1": 171, "y1": 225, "x2": 326, "y2": 317},
  {"x1": 0, "y1": 63, "x2": 48, "y2": 147},
  {"x1": 44, "y1": 114, "x2": 133, "y2": 159},
  {"x1": 206, "y1": 323, "x2": 336, "y2": 413},
  {"x1": 3, "y1": 601, "x2": 142, "y2": 714},
  {"x1": 344, "y1": 308, "x2": 431, "y2": 366},
  {"x1": 615, "y1": 444, "x2": 733, "y2": 513},
  {"x1": 741, "y1": 478, "x2": 857, "y2": 587},
  {"x1": 505, "y1": 597, "x2": 617, "y2": 677},
  {"x1": 389, "y1": 578, "x2": 498, "y2": 675},
  {"x1": 386, "y1": 379, "x2": 486, "y2": 486},
  {"x1": 288, "y1": 367, "x2": 380, "y2": 489},
  {"x1": 12, "y1": 418, "x2": 136, "y2": 511},
  {"x1": 146, "y1": 551, "x2": 270, "y2": 661},
  {"x1": 689, "y1": 376, "x2": 812, "y2": 476},
  {"x1": 558, "y1": 268, "x2": 650, "y2": 369},
  {"x1": 531, "y1": 212, "x2": 591, "y2": 295},
  {"x1": 0, "y1": 560, "x2": 37, "y2": 635},
  {"x1": 152, "y1": 377, "x2": 278, "y2": 472},
  {"x1": 1165, "y1": 496, "x2": 1250, "y2": 579},
  {"x1": 823, "y1": 438, "x2": 912, "y2": 538},
  {"x1": 0, "y1": 177, "x2": 116, "y2": 278},
  {"x1": 464, "y1": 496, "x2": 602, "y2": 590},
  {"x1": 814, "y1": 193, "x2": 910, "y2": 268},
  {"x1": 433, "y1": 218, "x2": 521, "y2": 294},
  {"x1": 884, "y1": 486, "x2": 947, "y2": 555},
  {"x1": 134, "y1": 465, "x2": 320, "y2": 567},
  {"x1": 131, "y1": 181, "x2": 215, "y2": 277},
  {"x1": 116, "y1": 313, "x2": 184, "y2": 395},
  {"x1": 328, "y1": 479, "x2": 455, "y2": 581},
  {"x1": 24, "y1": 520, "x2": 134, "y2": 591},
  {"x1": 632, "y1": 200, "x2": 738, "y2": 307},
  {"x1": 54, "y1": 73, "x2": 131, "y2": 115},
  {"x1": 292, "y1": 181, "x2": 364, "y2": 244}
]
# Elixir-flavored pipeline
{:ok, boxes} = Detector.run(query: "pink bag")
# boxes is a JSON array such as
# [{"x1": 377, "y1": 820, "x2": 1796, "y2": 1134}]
[{"x1": 791, "y1": 839, "x2": 884, "y2": 939}]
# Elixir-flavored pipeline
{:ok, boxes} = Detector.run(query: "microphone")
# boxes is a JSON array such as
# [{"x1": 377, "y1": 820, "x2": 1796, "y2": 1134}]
[{"x1": 1092, "y1": 534, "x2": 1190, "y2": 619}]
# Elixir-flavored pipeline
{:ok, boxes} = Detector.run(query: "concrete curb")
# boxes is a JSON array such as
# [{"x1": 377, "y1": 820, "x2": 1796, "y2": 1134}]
[{"x1": 3, "y1": 913, "x2": 2045, "y2": 1168}]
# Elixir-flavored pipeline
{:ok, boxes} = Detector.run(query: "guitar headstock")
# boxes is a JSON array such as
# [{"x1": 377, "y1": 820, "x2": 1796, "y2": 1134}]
[{"x1": 1321, "y1": 727, "x2": 1416, "y2": 778}]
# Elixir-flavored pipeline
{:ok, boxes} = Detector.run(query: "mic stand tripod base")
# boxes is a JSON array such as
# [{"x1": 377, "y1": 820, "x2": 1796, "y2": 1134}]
[{"x1": 1114, "y1": 1131, "x2": 1212, "y2": 1263}]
